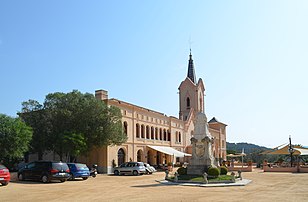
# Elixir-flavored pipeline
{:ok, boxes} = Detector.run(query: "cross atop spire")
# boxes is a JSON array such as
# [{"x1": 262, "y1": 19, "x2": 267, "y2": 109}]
[{"x1": 187, "y1": 49, "x2": 196, "y2": 84}]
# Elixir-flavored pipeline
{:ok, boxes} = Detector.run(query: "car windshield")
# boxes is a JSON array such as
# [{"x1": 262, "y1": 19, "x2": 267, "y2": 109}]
[
  {"x1": 0, "y1": 165, "x2": 6, "y2": 169},
  {"x1": 52, "y1": 163, "x2": 69, "y2": 170},
  {"x1": 137, "y1": 162, "x2": 144, "y2": 166}
]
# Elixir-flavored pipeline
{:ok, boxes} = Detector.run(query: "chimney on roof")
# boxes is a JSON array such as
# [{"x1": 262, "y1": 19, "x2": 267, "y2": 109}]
[{"x1": 95, "y1": 89, "x2": 108, "y2": 100}]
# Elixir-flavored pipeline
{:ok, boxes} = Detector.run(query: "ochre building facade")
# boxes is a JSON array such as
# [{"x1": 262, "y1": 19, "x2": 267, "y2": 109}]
[{"x1": 88, "y1": 52, "x2": 227, "y2": 174}]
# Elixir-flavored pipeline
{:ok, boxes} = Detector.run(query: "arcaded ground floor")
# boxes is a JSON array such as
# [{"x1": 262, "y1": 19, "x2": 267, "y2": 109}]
[{"x1": 1, "y1": 168, "x2": 308, "y2": 202}]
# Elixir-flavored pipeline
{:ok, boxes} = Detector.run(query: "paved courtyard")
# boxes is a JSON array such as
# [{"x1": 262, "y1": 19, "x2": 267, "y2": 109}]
[{"x1": 1, "y1": 169, "x2": 308, "y2": 202}]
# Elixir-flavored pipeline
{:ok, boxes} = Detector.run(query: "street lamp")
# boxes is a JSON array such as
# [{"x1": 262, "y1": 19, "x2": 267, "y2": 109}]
[{"x1": 288, "y1": 136, "x2": 294, "y2": 167}]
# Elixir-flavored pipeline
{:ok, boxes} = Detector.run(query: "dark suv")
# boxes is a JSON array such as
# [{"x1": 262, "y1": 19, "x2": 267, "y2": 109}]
[{"x1": 18, "y1": 161, "x2": 70, "y2": 183}]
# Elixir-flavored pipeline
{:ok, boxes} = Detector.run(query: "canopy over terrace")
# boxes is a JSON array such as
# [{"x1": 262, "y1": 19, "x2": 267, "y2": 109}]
[
  {"x1": 147, "y1": 145, "x2": 191, "y2": 158},
  {"x1": 265, "y1": 145, "x2": 308, "y2": 155}
]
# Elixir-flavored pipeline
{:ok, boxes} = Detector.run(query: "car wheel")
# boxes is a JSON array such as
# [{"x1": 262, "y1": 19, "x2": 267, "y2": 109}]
[
  {"x1": 114, "y1": 170, "x2": 119, "y2": 176},
  {"x1": 69, "y1": 175, "x2": 75, "y2": 180},
  {"x1": 18, "y1": 173, "x2": 25, "y2": 181},
  {"x1": 133, "y1": 170, "x2": 138, "y2": 176},
  {"x1": 82, "y1": 177, "x2": 88, "y2": 180},
  {"x1": 41, "y1": 175, "x2": 49, "y2": 183},
  {"x1": 1, "y1": 181, "x2": 9, "y2": 186},
  {"x1": 60, "y1": 179, "x2": 66, "y2": 183}
]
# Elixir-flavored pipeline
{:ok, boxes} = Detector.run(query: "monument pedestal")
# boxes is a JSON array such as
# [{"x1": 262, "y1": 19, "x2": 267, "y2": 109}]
[{"x1": 187, "y1": 112, "x2": 215, "y2": 175}]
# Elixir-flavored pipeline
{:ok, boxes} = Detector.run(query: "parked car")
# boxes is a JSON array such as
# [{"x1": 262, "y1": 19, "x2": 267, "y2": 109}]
[
  {"x1": 18, "y1": 161, "x2": 70, "y2": 183},
  {"x1": 144, "y1": 163, "x2": 156, "y2": 174},
  {"x1": 114, "y1": 162, "x2": 146, "y2": 176},
  {"x1": 67, "y1": 163, "x2": 90, "y2": 180},
  {"x1": 0, "y1": 164, "x2": 10, "y2": 186}
]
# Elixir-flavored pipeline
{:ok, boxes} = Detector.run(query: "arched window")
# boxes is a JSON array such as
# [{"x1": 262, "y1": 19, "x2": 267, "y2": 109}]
[
  {"x1": 163, "y1": 129, "x2": 167, "y2": 141},
  {"x1": 179, "y1": 132, "x2": 181, "y2": 142},
  {"x1": 123, "y1": 121, "x2": 128, "y2": 135},
  {"x1": 159, "y1": 128, "x2": 162, "y2": 140},
  {"x1": 141, "y1": 125, "x2": 145, "y2": 138},
  {"x1": 146, "y1": 126, "x2": 150, "y2": 139},
  {"x1": 167, "y1": 130, "x2": 171, "y2": 141},
  {"x1": 136, "y1": 123, "x2": 140, "y2": 138},
  {"x1": 155, "y1": 127, "x2": 158, "y2": 140},
  {"x1": 151, "y1": 126, "x2": 154, "y2": 139},
  {"x1": 118, "y1": 148, "x2": 125, "y2": 166},
  {"x1": 186, "y1": 97, "x2": 190, "y2": 109},
  {"x1": 175, "y1": 131, "x2": 178, "y2": 142}
]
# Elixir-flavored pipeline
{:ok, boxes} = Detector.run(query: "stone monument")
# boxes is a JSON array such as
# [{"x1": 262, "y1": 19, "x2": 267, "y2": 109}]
[{"x1": 187, "y1": 112, "x2": 216, "y2": 175}]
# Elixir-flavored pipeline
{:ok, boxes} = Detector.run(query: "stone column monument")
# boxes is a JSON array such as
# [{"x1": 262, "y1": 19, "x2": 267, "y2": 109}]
[{"x1": 187, "y1": 112, "x2": 215, "y2": 175}]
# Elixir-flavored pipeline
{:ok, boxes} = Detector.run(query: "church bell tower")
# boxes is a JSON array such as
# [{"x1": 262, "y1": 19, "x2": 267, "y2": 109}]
[{"x1": 178, "y1": 50, "x2": 205, "y2": 121}]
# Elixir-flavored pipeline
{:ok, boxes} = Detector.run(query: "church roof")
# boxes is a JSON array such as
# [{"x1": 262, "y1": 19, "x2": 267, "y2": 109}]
[
  {"x1": 208, "y1": 117, "x2": 227, "y2": 126},
  {"x1": 187, "y1": 49, "x2": 196, "y2": 84}
]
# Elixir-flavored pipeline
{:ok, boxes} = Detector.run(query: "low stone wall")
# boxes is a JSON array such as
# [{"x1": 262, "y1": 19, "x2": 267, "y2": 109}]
[
  {"x1": 263, "y1": 166, "x2": 297, "y2": 172},
  {"x1": 299, "y1": 166, "x2": 308, "y2": 173},
  {"x1": 228, "y1": 165, "x2": 252, "y2": 172},
  {"x1": 263, "y1": 161, "x2": 308, "y2": 173}
]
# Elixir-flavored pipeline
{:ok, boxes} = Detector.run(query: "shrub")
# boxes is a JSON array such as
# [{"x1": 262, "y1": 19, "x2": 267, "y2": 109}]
[
  {"x1": 220, "y1": 166, "x2": 228, "y2": 175},
  {"x1": 207, "y1": 167, "x2": 220, "y2": 177},
  {"x1": 177, "y1": 167, "x2": 187, "y2": 175},
  {"x1": 167, "y1": 162, "x2": 173, "y2": 166}
]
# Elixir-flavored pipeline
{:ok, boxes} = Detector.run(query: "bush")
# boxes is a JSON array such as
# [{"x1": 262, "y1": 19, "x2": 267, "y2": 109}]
[
  {"x1": 220, "y1": 166, "x2": 228, "y2": 175},
  {"x1": 177, "y1": 167, "x2": 187, "y2": 175},
  {"x1": 207, "y1": 167, "x2": 220, "y2": 177}
]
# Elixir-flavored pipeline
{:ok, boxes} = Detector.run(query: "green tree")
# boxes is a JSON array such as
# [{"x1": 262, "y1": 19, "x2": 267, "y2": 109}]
[
  {"x1": 20, "y1": 100, "x2": 52, "y2": 160},
  {"x1": 20, "y1": 90, "x2": 127, "y2": 161},
  {"x1": 0, "y1": 114, "x2": 32, "y2": 166}
]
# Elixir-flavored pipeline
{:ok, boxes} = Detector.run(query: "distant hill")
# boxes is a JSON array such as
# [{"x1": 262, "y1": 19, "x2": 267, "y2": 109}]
[{"x1": 227, "y1": 142, "x2": 270, "y2": 154}]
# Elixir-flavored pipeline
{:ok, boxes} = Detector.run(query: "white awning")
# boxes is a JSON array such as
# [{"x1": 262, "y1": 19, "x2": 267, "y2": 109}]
[
  {"x1": 147, "y1": 145, "x2": 191, "y2": 157},
  {"x1": 294, "y1": 148, "x2": 308, "y2": 156},
  {"x1": 227, "y1": 153, "x2": 246, "y2": 157}
]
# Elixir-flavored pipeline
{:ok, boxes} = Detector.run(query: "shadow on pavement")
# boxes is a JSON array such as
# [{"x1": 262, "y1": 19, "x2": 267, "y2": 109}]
[{"x1": 131, "y1": 183, "x2": 178, "y2": 188}]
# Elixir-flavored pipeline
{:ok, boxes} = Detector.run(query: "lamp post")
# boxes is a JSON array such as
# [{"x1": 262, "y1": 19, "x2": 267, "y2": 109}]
[{"x1": 288, "y1": 136, "x2": 294, "y2": 167}]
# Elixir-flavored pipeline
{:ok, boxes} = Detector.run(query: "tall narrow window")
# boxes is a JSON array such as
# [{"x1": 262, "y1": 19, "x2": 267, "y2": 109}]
[
  {"x1": 151, "y1": 126, "x2": 154, "y2": 139},
  {"x1": 155, "y1": 127, "x2": 158, "y2": 140},
  {"x1": 159, "y1": 128, "x2": 162, "y2": 140},
  {"x1": 163, "y1": 129, "x2": 167, "y2": 141},
  {"x1": 186, "y1": 97, "x2": 190, "y2": 109},
  {"x1": 179, "y1": 132, "x2": 181, "y2": 143},
  {"x1": 199, "y1": 93, "x2": 203, "y2": 112},
  {"x1": 136, "y1": 123, "x2": 140, "y2": 138},
  {"x1": 123, "y1": 122, "x2": 128, "y2": 135},
  {"x1": 146, "y1": 126, "x2": 150, "y2": 139},
  {"x1": 167, "y1": 130, "x2": 171, "y2": 141},
  {"x1": 141, "y1": 125, "x2": 145, "y2": 138}
]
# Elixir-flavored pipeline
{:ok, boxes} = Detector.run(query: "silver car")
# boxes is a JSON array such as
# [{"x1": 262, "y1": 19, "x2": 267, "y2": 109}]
[{"x1": 114, "y1": 162, "x2": 146, "y2": 176}]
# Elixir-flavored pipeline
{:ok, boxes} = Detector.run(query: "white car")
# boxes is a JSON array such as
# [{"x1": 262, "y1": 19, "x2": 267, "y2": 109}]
[{"x1": 144, "y1": 163, "x2": 156, "y2": 174}]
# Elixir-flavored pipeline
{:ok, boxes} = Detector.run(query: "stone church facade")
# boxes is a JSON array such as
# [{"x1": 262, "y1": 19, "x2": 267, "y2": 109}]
[{"x1": 87, "y1": 51, "x2": 227, "y2": 174}]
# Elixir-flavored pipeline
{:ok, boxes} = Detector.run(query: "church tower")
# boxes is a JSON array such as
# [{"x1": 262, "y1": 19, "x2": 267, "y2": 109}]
[{"x1": 178, "y1": 50, "x2": 205, "y2": 121}]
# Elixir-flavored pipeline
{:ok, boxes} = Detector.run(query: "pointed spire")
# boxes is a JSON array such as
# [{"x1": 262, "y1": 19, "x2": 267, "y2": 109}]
[{"x1": 187, "y1": 49, "x2": 196, "y2": 83}]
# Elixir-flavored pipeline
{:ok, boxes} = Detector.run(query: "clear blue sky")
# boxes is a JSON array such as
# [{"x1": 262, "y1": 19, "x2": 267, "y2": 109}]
[{"x1": 1, "y1": 1, "x2": 307, "y2": 148}]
